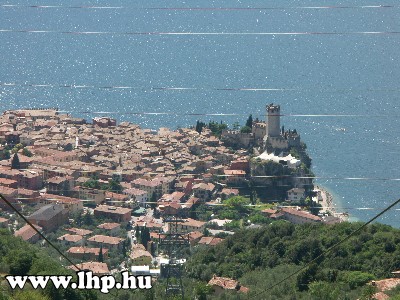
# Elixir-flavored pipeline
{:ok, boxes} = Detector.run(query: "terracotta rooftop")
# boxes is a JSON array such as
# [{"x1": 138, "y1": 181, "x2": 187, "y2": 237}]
[
  {"x1": 0, "y1": 178, "x2": 17, "y2": 185},
  {"x1": 130, "y1": 246, "x2": 153, "y2": 260},
  {"x1": 187, "y1": 231, "x2": 204, "y2": 241},
  {"x1": 208, "y1": 275, "x2": 239, "y2": 290},
  {"x1": 183, "y1": 218, "x2": 206, "y2": 228},
  {"x1": 94, "y1": 205, "x2": 132, "y2": 215},
  {"x1": 221, "y1": 188, "x2": 240, "y2": 195},
  {"x1": 47, "y1": 176, "x2": 69, "y2": 184},
  {"x1": 124, "y1": 188, "x2": 147, "y2": 196},
  {"x1": 223, "y1": 170, "x2": 246, "y2": 176},
  {"x1": 68, "y1": 262, "x2": 110, "y2": 275},
  {"x1": 66, "y1": 228, "x2": 93, "y2": 236},
  {"x1": 281, "y1": 208, "x2": 322, "y2": 221},
  {"x1": 372, "y1": 278, "x2": 400, "y2": 292},
  {"x1": 67, "y1": 246, "x2": 108, "y2": 256},
  {"x1": 14, "y1": 224, "x2": 42, "y2": 241},
  {"x1": 87, "y1": 235, "x2": 124, "y2": 245},
  {"x1": 41, "y1": 194, "x2": 81, "y2": 204},
  {"x1": 0, "y1": 186, "x2": 17, "y2": 195},
  {"x1": 58, "y1": 234, "x2": 83, "y2": 243},
  {"x1": 97, "y1": 222, "x2": 120, "y2": 230},
  {"x1": 261, "y1": 208, "x2": 277, "y2": 215},
  {"x1": 192, "y1": 182, "x2": 215, "y2": 191},
  {"x1": 199, "y1": 237, "x2": 224, "y2": 246}
]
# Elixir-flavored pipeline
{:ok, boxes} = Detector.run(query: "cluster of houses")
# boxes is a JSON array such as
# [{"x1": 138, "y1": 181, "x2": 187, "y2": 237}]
[
  {"x1": 0, "y1": 109, "x2": 251, "y2": 211},
  {"x1": 0, "y1": 108, "x2": 345, "y2": 295},
  {"x1": 0, "y1": 109, "x2": 250, "y2": 277}
]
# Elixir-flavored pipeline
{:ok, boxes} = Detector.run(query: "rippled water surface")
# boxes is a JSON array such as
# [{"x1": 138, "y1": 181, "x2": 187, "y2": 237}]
[{"x1": 1, "y1": 0, "x2": 399, "y2": 226}]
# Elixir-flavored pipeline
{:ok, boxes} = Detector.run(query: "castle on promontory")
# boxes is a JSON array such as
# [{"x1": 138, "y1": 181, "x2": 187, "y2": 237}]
[
  {"x1": 262, "y1": 103, "x2": 301, "y2": 152},
  {"x1": 222, "y1": 103, "x2": 301, "y2": 153}
]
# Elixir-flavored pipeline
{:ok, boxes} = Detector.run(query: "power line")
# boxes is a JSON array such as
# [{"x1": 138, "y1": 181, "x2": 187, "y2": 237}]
[
  {"x1": 0, "y1": 193, "x2": 81, "y2": 271},
  {"x1": 3, "y1": 82, "x2": 400, "y2": 94},
  {"x1": 15, "y1": 169, "x2": 400, "y2": 181},
  {"x1": 1, "y1": 29, "x2": 400, "y2": 36},
  {"x1": 13, "y1": 196, "x2": 400, "y2": 212},
  {"x1": 0, "y1": 4, "x2": 395, "y2": 10},
  {"x1": 249, "y1": 198, "x2": 400, "y2": 299},
  {"x1": 5, "y1": 109, "x2": 400, "y2": 118}
]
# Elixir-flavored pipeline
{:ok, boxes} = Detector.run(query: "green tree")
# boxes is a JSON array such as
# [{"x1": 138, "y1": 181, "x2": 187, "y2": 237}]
[
  {"x1": 309, "y1": 281, "x2": 340, "y2": 300},
  {"x1": 240, "y1": 126, "x2": 252, "y2": 133},
  {"x1": 141, "y1": 227, "x2": 150, "y2": 249},
  {"x1": 194, "y1": 283, "x2": 213, "y2": 300},
  {"x1": 107, "y1": 179, "x2": 123, "y2": 194},
  {"x1": 203, "y1": 228, "x2": 211, "y2": 237},
  {"x1": 11, "y1": 153, "x2": 20, "y2": 169},
  {"x1": 360, "y1": 284, "x2": 378, "y2": 300},
  {"x1": 340, "y1": 271, "x2": 375, "y2": 289},
  {"x1": 0, "y1": 149, "x2": 10, "y2": 160},
  {"x1": 13, "y1": 290, "x2": 50, "y2": 300},
  {"x1": 82, "y1": 178, "x2": 101, "y2": 189},
  {"x1": 195, "y1": 120, "x2": 206, "y2": 133},
  {"x1": 249, "y1": 213, "x2": 270, "y2": 224},
  {"x1": 21, "y1": 147, "x2": 33, "y2": 157},
  {"x1": 11, "y1": 143, "x2": 24, "y2": 154},
  {"x1": 224, "y1": 196, "x2": 250, "y2": 211},
  {"x1": 245, "y1": 114, "x2": 253, "y2": 128},
  {"x1": 83, "y1": 211, "x2": 94, "y2": 226},
  {"x1": 7, "y1": 250, "x2": 36, "y2": 275},
  {"x1": 249, "y1": 189, "x2": 257, "y2": 205},
  {"x1": 208, "y1": 121, "x2": 228, "y2": 137}
]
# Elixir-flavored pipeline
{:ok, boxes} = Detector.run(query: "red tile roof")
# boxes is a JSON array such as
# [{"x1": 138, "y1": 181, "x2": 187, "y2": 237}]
[
  {"x1": 68, "y1": 262, "x2": 109, "y2": 275},
  {"x1": 208, "y1": 275, "x2": 238, "y2": 290},
  {"x1": 66, "y1": 228, "x2": 93, "y2": 236},
  {"x1": 281, "y1": 208, "x2": 322, "y2": 221},
  {"x1": 97, "y1": 222, "x2": 120, "y2": 230},
  {"x1": 67, "y1": 246, "x2": 109, "y2": 256},
  {"x1": 94, "y1": 205, "x2": 132, "y2": 215},
  {"x1": 14, "y1": 224, "x2": 42, "y2": 241},
  {"x1": 208, "y1": 275, "x2": 249, "y2": 293},
  {"x1": 199, "y1": 237, "x2": 224, "y2": 246},
  {"x1": 87, "y1": 235, "x2": 124, "y2": 245},
  {"x1": 58, "y1": 234, "x2": 83, "y2": 243},
  {"x1": 372, "y1": 278, "x2": 400, "y2": 292}
]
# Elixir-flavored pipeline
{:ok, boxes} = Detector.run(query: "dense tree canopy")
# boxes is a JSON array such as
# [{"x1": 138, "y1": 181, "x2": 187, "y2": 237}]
[{"x1": 186, "y1": 222, "x2": 400, "y2": 299}]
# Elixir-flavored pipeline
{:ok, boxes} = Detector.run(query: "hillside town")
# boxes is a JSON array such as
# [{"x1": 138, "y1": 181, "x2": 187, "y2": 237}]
[{"x1": 0, "y1": 105, "x2": 345, "y2": 293}]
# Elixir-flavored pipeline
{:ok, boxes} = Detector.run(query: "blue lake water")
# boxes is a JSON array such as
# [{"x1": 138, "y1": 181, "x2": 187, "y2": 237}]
[{"x1": 0, "y1": 0, "x2": 399, "y2": 226}]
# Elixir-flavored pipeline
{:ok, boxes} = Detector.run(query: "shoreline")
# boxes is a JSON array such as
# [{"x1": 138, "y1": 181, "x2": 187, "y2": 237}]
[{"x1": 314, "y1": 184, "x2": 349, "y2": 222}]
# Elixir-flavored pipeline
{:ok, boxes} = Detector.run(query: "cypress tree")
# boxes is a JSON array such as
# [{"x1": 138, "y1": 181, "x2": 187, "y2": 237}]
[
  {"x1": 98, "y1": 245, "x2": 103, "y2": 262},
  {"x1": 11, "y1": 153, "x2": 20, "y2": 169},
  {"x1": 246, "y1": 114, "x2": 253, "y2": 128}
]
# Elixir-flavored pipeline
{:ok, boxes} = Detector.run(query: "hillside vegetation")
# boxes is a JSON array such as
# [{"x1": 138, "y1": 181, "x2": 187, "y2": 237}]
[
  {"x1": 186, "y1": 221, "x2": 400, "y2": 299},
  {"x1": 0, "y1": 229, "x2": 98, "y2": 300}
]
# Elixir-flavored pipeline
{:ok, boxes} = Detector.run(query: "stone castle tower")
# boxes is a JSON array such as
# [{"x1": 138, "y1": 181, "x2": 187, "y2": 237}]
[
  {"x1": 263, "y1": 103, "x2": 301, "y2": 151},
  {"x1": 266, "y1": 103, "x2": 281, "y2": 137}
]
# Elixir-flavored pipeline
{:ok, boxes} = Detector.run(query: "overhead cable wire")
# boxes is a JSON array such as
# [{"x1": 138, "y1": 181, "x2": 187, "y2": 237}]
[
  {"x1": 249, "y1": 197, "x2": 400, "y2": 299},
  {"x1": 24, "y1": 198, "x2": 400, "y2": 211},
  {"x1": 7, "y1": 109, "x2": 399, "y2": 118},
  {"x1": 2, "y1": 82, "x2": 400, "y2": 93},
  {"x1": 1, "y1": 29, "x2": 400, "y2": 36},
  {"x1": 17, "y1": 196, "x2": 400, "y2": 211},
  {"x1": 0, "y1": 193, "x2": 82, "y2": 271},
  {"x1": 0, "y1": 4, "x2": 395, "y2": 10}
]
